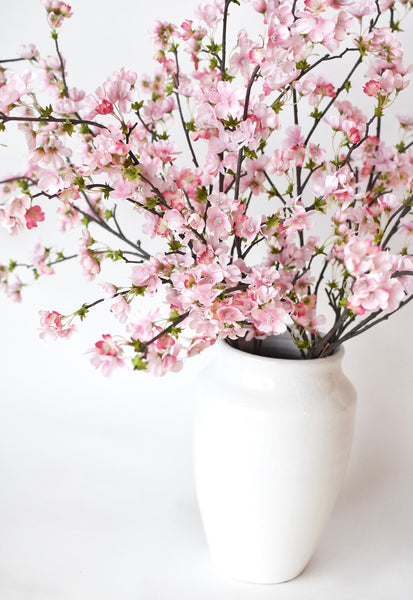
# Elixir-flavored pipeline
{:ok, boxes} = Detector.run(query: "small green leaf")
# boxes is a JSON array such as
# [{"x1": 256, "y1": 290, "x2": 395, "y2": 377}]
[
  {"x1": 310, "y1": 108, "x2": 323, "y2": 119},
  {"x1": 169, "y1": 309, "x2": 180, "y2": 321},
  {"x1": 185, "y1": 120, "x2": 196, "y2": 132},
  {"x1": 396, "y1": 141, "x2": 406, "y2": 153},
  {"x1": 76, "y1": 304, "x2": 90, "y2": 321},
  {"x1": 73, "y1": 175, "x2": 86, "y2": 190},
  {"x1": 221, "y1": 71, "x2": 234, "y2": 82},
  {"x1": 243, "y1": 147, "x2": 257, "y2": 160},
  {"x1": 131, "y1": 101, "x2": 144, "y2": 112},
  {"x1": 39, "y1": 104, "x2": 53, "y2": 118},
  {"x1": 304, "y1": 158, "x2": 316, "y2": 171},
  {"x1": 271, "y1": 98, "x2": 283, "y2": 114},
  {"x1": 132, "y1": 356, "x2": 148, "y2": 370},
  {"x1": 130, "y1": 285, "x2": 146, "y2": 296},
  {"x1": 145, "y1": 197, "x2": 158, "y2": 210},
  {"x1": 8, "y1": 259, "x2": 17, "y2": 272},
  {"x1": 221, "y1": 115, "x2": 240, "y2": 129},
  {"x1": 195, "y1": 187, "x2": 208, "y2": 202},
  {"x1": 124, "y1": 165, "x2": 142, "y2": 182},
  {"x1": 296, "y1": 59, "x2": 310, "y2": 71}
]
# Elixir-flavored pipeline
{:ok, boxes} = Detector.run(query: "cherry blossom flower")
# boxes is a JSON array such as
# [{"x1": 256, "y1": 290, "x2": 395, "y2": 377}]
[
  {"x1": 39, "y1": 310, "x2": 76, "y2": 340},
  {"x1": 89, "y1": 334, "x2": 125, "y2": 376}
]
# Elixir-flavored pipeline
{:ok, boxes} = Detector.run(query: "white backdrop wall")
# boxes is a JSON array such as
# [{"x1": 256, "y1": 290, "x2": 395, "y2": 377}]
[{"x1": 0, "y1": 1, "x2": 412, "y2": 599}]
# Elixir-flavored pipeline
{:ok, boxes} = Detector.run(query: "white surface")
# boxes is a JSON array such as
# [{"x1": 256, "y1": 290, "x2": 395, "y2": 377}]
[
  {"x1": 0, "y1": 282, "x2": 412, "y2": 599},
  {"x1": 194, "y1": 343, "x2": 356, "y2": 584},
  {"x1": 1, "y1": 1, "x2": 413, "y2": 598}
]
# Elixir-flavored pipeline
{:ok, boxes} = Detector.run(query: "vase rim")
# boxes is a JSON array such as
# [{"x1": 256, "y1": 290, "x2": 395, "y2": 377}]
[{"x1": 218, "y1": 336, "x2": 344, "y2": 367}]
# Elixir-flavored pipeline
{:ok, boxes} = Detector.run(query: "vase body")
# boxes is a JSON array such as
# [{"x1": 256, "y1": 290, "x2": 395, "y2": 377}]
[{"x1": 193, "y1": 340, "x2": 357, "y2": 584}]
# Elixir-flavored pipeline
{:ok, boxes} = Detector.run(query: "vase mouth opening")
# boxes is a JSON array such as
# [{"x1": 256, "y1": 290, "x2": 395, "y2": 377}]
[{"x1": 223, "y1": 332, "x2": 343, "y2": 362}]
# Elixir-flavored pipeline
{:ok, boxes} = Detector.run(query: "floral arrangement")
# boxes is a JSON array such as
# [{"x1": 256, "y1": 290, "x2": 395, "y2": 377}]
[{"x1": 0, "y1": 0, "x2": 412, "y2": 375}]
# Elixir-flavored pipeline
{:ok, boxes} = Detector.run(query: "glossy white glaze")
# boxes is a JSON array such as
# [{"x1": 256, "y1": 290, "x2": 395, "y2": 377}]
[{"x1": 194, "y1": 341, "x2": 357, "y2": 584}]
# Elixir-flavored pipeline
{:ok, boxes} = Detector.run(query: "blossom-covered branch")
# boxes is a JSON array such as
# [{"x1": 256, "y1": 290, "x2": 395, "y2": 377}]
[{"x1": 0, "y1": 0, "x2": 412, "y2": 375}]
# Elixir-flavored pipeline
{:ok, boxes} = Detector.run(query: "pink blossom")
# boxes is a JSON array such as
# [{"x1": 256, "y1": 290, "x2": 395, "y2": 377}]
[
  {"x1": 18, "y1": 44, "x2": 39, "y2": 60},
  {"x1": 110, "y1": 296, "x2": 131, "y2": 324},
  {"x1": 208, "y1": 81, "x2": 243, "y2": 119},
  {"x1": 33, "y1": 243, "x2": 54, "y2": 275},
  {"x1": 0, "y1": 72, "x2": 31, "y2": 113},
  {"x1": 346, "y1": 0, "x2": 376, "y2": 17},
  {"x1": 6, "y1": 276, "x2": 23, "y2": 303},
  {"x1": 39, "y1": 310, "x2": 76, "y2": 340},
  {"x1": 89, "y1": 334, "x2": 125, "y2": 376},
  {"x1": 250, "y1": 301, "x2": 290, "y2": 335},
  {"x1": 131, "y1": 264, "x2": 160, "y2": 293},
  {"x1": 206, "y1": 205, "x2": 232, "y2": 239},
  {"x1": 42, "y1": 0, "x2": 73, "y2": 29},
  {"x1": 363, "y1": 80, "x2": 380, "y2": 98},
  {"x1": 24, "y1": 205, "x2": 45, "y2": 230}
]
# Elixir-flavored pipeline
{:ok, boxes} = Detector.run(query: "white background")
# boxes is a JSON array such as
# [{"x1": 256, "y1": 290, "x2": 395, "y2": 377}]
[{"x1": 1, "y1": 1, "x2": 413, "y2": 598}]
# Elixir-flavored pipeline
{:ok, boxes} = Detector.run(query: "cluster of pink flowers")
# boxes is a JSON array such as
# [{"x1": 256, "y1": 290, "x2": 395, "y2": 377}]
[{"x1": 0, "y1": 0, "x2": 412, "y2": 374}]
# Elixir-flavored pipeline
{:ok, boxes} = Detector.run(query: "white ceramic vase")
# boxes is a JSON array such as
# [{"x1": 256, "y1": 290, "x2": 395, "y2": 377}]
[{"x1": 193, "y1": 338, "x2": 357, "y2": 584}]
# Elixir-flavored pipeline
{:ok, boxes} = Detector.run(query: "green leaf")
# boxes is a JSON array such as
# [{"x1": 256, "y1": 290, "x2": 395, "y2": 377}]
[
  {"x1": 243, "y1": 147, "x2": 257, "y2": 160},
  {"x1": 132, "y1": 356, "x2": 148, "y2": 370},
  {"x1": 73, "y1": 175, "x2": 86, "y2": 190},
  {"x1": 195, "y1": 187, "x2": 208, "y2": 202},
  {"x1": 169, "y1": 309, "x2": 180, "y2": 321},
  {"x1": 123, "y1": 165, "x2": 142, "y2": 182},
  {"x1": 221, "y1": 115, "x2": 240, "y2": 128},
  {"x1": 271, "y1": 98, "x2": 284, "y2": 114},
  {"x1": 168, "y1": 326, "x2": 182, "y2": 338},
  {"x1": 310, "y1": 108, "x2": 323, "y2": 119},
  {"x1": 168, "y1": 239, "x2": 183, "y2": 252},
  {"x1": 266, "y1": 215, "x2": 280, "y2": 228},
  {"x1": 358, "y1": 41, "x2": 368, "y2": 57},
  {"x1": 8, "y1": 259, "x2": 17, "y2": 272},
  {"x1": 396, "y1": 141, "x2": 406, "y2": 153},
  {"x1": 296, "y1": 59, "x2": 310, "y2": 71},
  {"x1": 344, "y1": 80, "x2": 352, "y2": 93},
  {"x1": 62, "y1": 119, "x2": 75, "y2": 136},
  {"x1": 130, "y1": 285, "x2": 146, "y2": 296},
  {"x1": 104, "y1": 209, "x2": 113, "y2": 221},
  {"x1": 106, "y1": 249, "x2": 124, "y2": 261},
  {"x1": 185, "y1": 120, "x2": 196, "y2": 132},
  {"x1": 145, "y1": 197, "x2": 158, "y2": 210},
  {"x1": 304, "y1": 158, "x2": 316, "y2": 171},
  {"x1": 221, "y1": 71, "x2": 234, "y2": 82},
  {"x1": 206, "y1": 40, "x2": 222, "y2": 54},
  {"x1": 76, "y1": 304, "x2": 90, "y2": 321},
  {"x1": 0, "y1": 123, "x2": 5, "y2": 132},
  {"x1": 39, "y1": 104, "x2": 53, "y2": 118},
  {"x1": 79, "y1": 124, "x2": 91, "y2": 135},
  {"x1": 131, "y1": 101, "x2": 144, "y2": 112},
  {"x1": 313, "y1": 197, "x2": 327, "y2": 212},
  {"x1": 131, "y1": 338, "x2": 145, "y2": 352}
]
